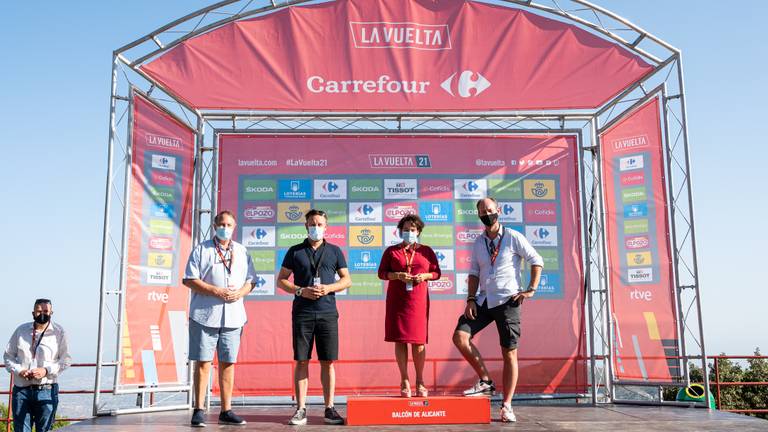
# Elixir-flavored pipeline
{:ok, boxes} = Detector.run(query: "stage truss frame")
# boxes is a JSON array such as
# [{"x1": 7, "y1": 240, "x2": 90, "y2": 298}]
[{"x1": 94, "y1": 0, "x2": 708, "y2": 415}]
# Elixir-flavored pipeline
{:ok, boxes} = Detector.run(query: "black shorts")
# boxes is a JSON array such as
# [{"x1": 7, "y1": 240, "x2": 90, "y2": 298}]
[
  {"x1": 455, "y1": 297, "x2": 522, "y2": 349},
  {"x1": 292, "y1": 311, "x2": 339, "y2": 361}
]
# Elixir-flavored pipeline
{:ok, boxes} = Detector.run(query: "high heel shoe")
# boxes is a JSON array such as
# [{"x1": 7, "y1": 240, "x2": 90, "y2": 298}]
[
  {"x1": 416, "y1": 384, "x2": 429, "y2": 398},
  {"x1": 400, "y1": 384, "x2": 412, "y2": 398}
]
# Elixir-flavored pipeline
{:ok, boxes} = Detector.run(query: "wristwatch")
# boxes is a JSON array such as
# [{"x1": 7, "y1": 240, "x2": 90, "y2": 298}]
[{"x1": 295, "y1": 287, "x2": 304, "y2": 297}]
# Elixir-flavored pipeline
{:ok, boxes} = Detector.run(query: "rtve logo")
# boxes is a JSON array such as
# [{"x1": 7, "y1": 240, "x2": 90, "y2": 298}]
[{"x1": 440, "y1": 70, "x2": 491, "y2": 98}]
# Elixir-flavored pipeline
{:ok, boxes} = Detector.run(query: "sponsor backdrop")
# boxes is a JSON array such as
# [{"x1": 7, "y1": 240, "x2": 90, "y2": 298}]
[
  {"x1": 600, "y1": 96, "x2": 680, "y2": 382},
  {"x1": 218, "y1": 134, "x2": 586, "y2": 395},
  {"x1": 141, "y1": 0, "x2": 652, "y2": 112},
  {"x1": 117, "y1": 91, "x2": 194, "y2": 388}
]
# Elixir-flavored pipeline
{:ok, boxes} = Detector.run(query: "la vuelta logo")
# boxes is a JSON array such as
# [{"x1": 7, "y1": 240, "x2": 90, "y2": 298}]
[{"x1": 349, "y1": 21, "x2": 452, "y2": 50}]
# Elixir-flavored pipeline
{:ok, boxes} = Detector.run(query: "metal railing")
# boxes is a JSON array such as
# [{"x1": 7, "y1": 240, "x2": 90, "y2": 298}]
[
  {"x1": 0, "y1": 363, "x2": 108, "y2": 432},
  {"x1": 710, "y1": 355, "x2": 768, "y2": 415}
]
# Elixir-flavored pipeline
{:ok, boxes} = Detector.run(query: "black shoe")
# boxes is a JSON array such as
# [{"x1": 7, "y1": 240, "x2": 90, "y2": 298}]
[
  {"x1": 324, "y1": 406, "x2": 344, "y2": 425},
  {"x1": 219, "y1": 410, "x2": 247, "y2": 425},
  {"x1": 289, "y1": 407, "x2": 307, "y2": 426},
  {"x1": 191, "y1": 408, "x2": 206, "y2": 427}
]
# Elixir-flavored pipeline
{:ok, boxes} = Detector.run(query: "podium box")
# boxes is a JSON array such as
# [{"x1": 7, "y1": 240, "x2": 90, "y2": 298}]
[{"x1": 346, "y1": 396, "x2": 491, "y2": 426}]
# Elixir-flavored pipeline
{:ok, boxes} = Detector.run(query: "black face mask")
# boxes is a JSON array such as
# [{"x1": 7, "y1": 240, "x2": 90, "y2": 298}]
[
  {"x1": 479, "y1": 213, "x2": 499, "y2": 227},
  {"x1": 34, "y1": 314, "x2": 51, "y2": 325}
]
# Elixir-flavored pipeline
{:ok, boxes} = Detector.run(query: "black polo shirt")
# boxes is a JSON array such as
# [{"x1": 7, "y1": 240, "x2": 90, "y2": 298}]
[{"x1": 281, "y1": 239, "x2": 347, "y2": 314}]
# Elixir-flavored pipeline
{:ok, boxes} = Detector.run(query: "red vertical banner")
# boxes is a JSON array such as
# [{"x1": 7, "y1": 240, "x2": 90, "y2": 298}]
[
  {"x1": 117, "y1": 90, "x2": 195, "y2": 388},
  {"x1": 600, "y1": 96, "x2": 680, "y2": 383}
]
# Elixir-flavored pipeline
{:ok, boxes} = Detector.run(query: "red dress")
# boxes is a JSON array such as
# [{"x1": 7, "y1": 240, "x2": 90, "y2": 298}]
[{"x1": 378, "y1": 243, "x2": 441, "y2": 344}]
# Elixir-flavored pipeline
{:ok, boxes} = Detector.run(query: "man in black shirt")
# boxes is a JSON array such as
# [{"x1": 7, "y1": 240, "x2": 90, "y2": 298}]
[{"x1": 278, "y1": 209, "x2": 351, "y2": 426}]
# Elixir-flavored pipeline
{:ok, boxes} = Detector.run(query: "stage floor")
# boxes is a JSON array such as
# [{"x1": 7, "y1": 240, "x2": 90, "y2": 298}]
[{"x1": 59, "y1": 404, "x2": 768, "y2": 431}]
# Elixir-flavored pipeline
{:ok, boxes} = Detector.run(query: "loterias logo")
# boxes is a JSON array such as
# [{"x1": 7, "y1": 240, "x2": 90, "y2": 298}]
[{"x1": 349, "y1": 21, "x2": 452, "y2": 50}]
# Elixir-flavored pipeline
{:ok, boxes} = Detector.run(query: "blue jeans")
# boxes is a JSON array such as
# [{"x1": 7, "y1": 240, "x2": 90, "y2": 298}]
[{"x1": 12, "y1": 384, "x2": 59, "y2": 432}]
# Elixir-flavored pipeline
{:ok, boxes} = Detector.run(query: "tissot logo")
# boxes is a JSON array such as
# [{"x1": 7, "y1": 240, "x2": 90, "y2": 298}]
[
  {"x1": 350, "y1": 21, "x2": 452, "y2": 50},
  {"x1": 440, "y1": 70, "x2": 491, "y2": 98}
]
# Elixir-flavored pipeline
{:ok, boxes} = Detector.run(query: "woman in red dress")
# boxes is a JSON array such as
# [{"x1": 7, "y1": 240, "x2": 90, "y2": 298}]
[{"x1": 378, "y1": 214, "x2": 441, "y2": 397}]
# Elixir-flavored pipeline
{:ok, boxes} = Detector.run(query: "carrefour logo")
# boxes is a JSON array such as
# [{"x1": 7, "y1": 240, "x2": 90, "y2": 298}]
[
  {"x1": 349, "y1": 202, "x2": 382, "y2": 223},
  {"x1": 440, "y1": 70, "x2": 491, "y2": 98},
  {"x1": 314, "y1": 179, "x2": 347, "y2": 200},
  {"x1": 453, "y1": 179, "x2": 487, "y2": 199},
  {"x1": 433, "y1": 249, "x2": 454, "y2": 271},
  {"x1": 526, "y1": 226, "x2": 558, "y2": 247},
  {"x1": 249, "y1": 274, "x2": 275, "y2": 296},
  {"x1": 151, "y1": 154, "x2": 176, "y2": 171},
  {"x1": 498, "y1": 202, "x2": 522, "y2": 224},
  {"x1": 619, "y1": 155, "x2": 645, "y2": 172},
  {"x1": 241, "y1": 226, "x2": 275, "y2": 248}
]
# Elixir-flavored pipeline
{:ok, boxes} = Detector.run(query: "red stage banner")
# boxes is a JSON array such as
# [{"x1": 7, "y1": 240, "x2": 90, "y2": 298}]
[
  {"x1": 142, "y1": 0, "x2": 652, "y2": 112},
  {"x1": 217, "y1": 134, "x2": 586, "y2": 396},
  {"x1": 118, "y1": 91, "x2": 195, "y2": 388},
  {"x1": 600, "y1": 96, "x2": 680, "y2": 382}
]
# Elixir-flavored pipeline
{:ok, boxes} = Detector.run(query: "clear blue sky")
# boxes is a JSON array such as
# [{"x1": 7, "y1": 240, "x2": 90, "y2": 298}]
[{"x1": 1, "y1": 1, "x2": 765, "y2": 363}]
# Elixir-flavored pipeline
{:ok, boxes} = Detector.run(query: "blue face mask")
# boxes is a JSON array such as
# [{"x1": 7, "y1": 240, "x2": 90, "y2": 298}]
[
  {"x1": 401, "y1": 230, "x2": 419, "y2": 244},
  {"x1": 215, "y1": 226, "x2": 233, "y2": 241},
  {"x1": 308, "y1": 226, "x2": 325, "y2": 241}
]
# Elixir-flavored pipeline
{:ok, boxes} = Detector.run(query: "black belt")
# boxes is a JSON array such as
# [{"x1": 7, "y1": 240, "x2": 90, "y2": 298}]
[{"x1": 16, "y1": 384, "x2": 55, "y2": 391}]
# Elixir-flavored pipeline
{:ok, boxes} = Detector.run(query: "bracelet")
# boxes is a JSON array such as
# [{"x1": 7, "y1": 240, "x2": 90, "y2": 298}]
[{"x1": 466, "y1": 296, "x2": 477, "y2": 303}]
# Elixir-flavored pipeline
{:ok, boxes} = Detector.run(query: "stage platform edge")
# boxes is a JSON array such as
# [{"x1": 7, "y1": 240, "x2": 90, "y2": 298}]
[{"x1": 346, "y1": 395, "x2": 490, "y2": 425}]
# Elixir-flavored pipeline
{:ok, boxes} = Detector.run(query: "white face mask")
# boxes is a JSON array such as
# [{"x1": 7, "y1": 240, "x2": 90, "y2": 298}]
[
  {"x1": 308, "y1": 226, "x2": 325, "y2": 241},
  {"x1": 401, "y1": 230, "x2": 419, "y2": 244},
  {"x1": 215, "y1": 226, "x2": 233, "y2": 241}
]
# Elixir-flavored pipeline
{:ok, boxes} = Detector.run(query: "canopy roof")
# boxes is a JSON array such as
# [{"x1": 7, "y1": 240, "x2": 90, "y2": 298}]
[{"x1": 141, "y1": 0, "x2": 654, "y2": 112}]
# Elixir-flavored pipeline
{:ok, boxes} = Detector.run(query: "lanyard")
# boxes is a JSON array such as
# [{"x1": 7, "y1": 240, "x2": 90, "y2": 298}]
[
  {"x1": 30, "y1": 322, "x2": 50, "y2": 361},
  {"x1": 484, "y1": 226, "x2": 505, "y2": 268},
  {"x1": 305, "y1": 240, "x2": 328, "y2": 278},
  {"x1": 214, "y1": 238, "x2": 233, "y2": 275},
  {"x1": 403, "y1": 245, "x2": 417, "y2": 274}
]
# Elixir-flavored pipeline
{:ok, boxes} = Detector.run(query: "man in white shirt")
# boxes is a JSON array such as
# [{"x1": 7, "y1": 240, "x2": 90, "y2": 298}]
[
  {"x1": 452, "y1": 198, "x2": 543, "y2": 423},
  {"x1": 183, "y1": 210, "x2": 256, "y2": 427},
  {"x1": 4, "y1": 298, "x2": 71, "y2": 432}
]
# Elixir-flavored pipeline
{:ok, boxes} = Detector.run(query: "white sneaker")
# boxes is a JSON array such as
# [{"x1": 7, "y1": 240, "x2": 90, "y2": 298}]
[
  {"x1": 500, "y1": 403, "x2": 516, "y2": 423},
  {"x1": 462, "y1": 379, "x2": 495, "y2": 396}
]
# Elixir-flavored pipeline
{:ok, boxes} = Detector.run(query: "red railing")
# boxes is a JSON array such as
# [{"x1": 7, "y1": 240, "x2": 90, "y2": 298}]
[
  {"x1": 0, "y1": 363, "x2": 110, "y2": 432},
  {"x1": 710, "y1": 355, "x2": 768, "y2": 415}
]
